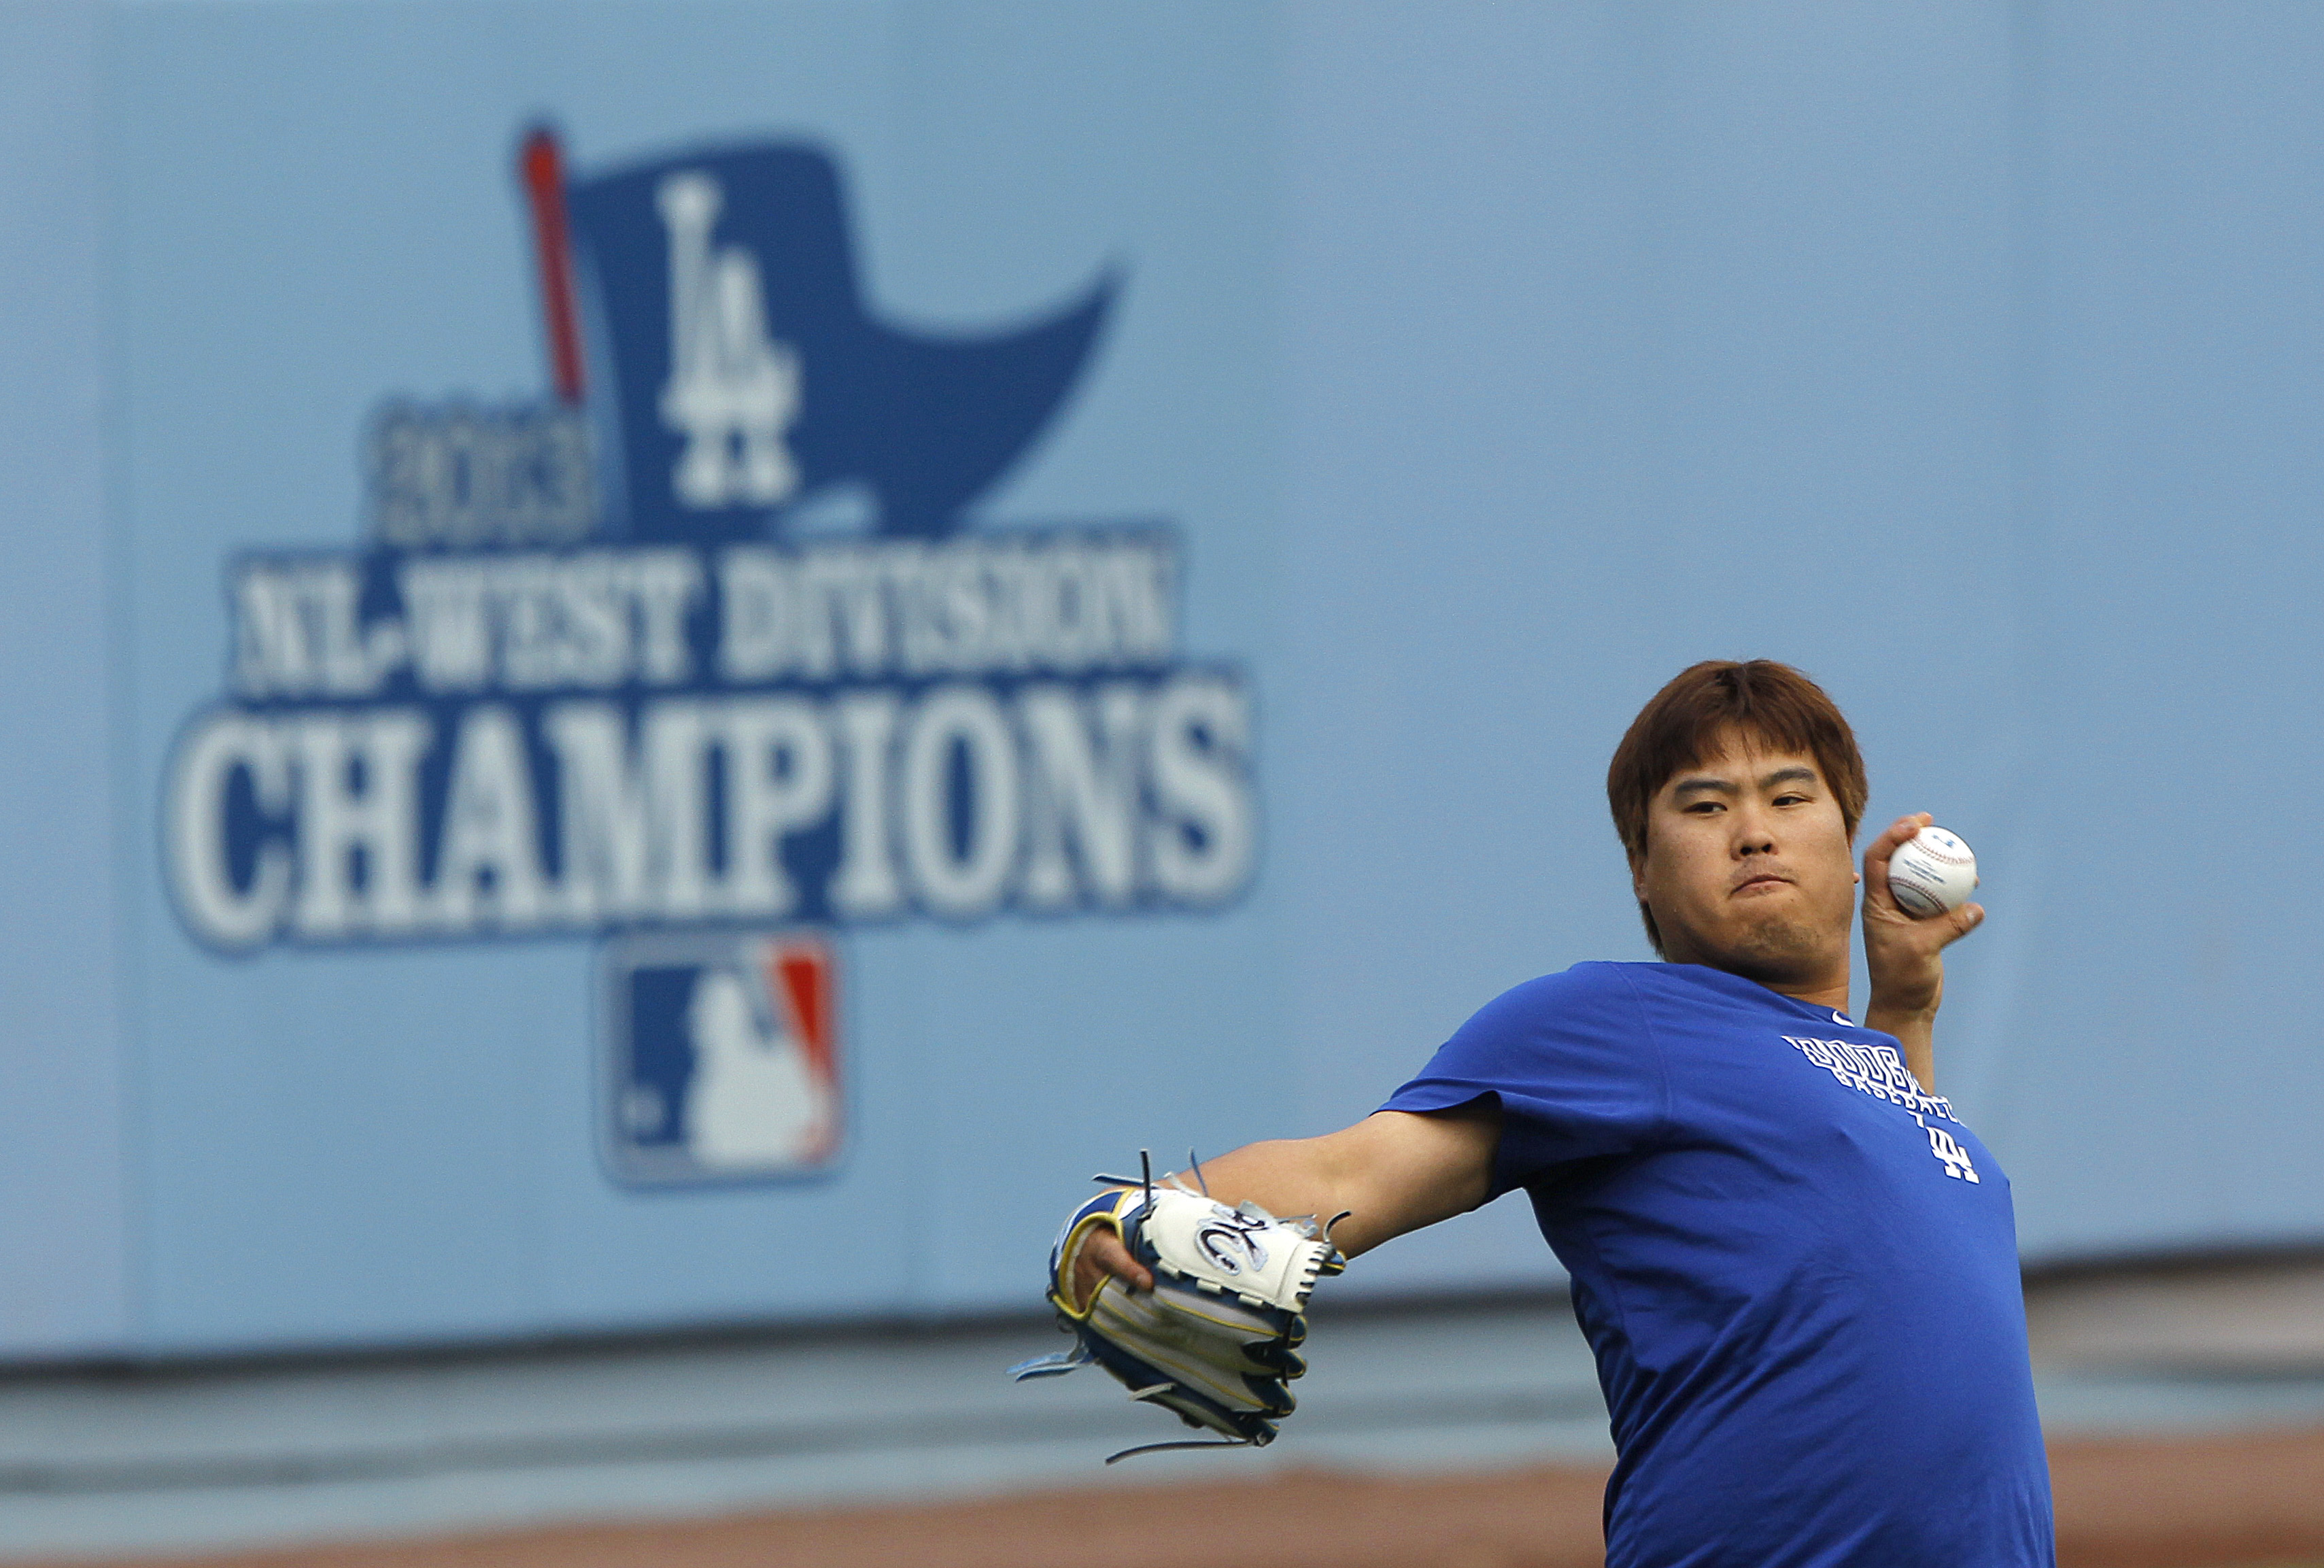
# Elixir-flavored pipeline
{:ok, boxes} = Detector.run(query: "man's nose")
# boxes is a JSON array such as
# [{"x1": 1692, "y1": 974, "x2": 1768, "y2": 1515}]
[{"x1": 1731, "y1": 806, "x2": 1777, "y2": 855}]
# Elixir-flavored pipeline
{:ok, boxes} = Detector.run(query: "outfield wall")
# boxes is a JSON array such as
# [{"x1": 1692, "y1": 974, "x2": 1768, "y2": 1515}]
[{"x1": 0, "y1": 0, "x2": 2316, "y2": 1359}]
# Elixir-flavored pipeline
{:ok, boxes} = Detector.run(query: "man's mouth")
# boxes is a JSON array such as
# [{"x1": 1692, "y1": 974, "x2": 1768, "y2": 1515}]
[{"x1": 1732, "y1": 872, "x2": 1793, "y2": 896}]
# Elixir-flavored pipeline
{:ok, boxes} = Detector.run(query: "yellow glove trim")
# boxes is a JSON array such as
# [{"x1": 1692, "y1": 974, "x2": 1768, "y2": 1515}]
[{"x1": 1048, "y1": 1188, "x2": 1140, "y2": 1321}]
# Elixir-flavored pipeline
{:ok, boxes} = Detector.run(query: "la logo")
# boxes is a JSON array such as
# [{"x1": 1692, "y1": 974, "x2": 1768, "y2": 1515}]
[
  {"x1": 1913, "y1": 1114, "x2": 1981, "y2": 1183},
  {"x1": 655, "y1": 171, "x2": 804, "y2": 509}
]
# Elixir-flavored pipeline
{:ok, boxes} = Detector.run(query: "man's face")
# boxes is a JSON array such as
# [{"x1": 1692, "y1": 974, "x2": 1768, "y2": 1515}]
[{"x1": 1631, "y1": 730, "x2": 1858, "y2": 987}]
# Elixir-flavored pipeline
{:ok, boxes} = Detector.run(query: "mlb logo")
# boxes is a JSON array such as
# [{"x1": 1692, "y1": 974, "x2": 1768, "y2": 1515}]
[{"x1": 600, "y1": 932, "x2": 841, "y2": 1186}]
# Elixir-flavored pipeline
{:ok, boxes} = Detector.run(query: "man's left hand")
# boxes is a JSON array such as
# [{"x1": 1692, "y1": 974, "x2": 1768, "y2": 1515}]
[{"x1": 1860, "y1": 813, "x2": 1984, "y2": 1047}]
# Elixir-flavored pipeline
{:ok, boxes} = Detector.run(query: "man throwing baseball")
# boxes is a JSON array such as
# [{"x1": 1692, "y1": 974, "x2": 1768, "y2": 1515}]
[{"x1": 1044, "y1": 660, "x2": 2053, "y2": 1567}]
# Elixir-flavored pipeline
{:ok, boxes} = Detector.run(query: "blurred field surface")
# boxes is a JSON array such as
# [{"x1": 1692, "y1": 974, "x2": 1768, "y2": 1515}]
[
  {"x1": 4, "y1": 1255, "x2": 2320, "y2": 1567},
  {"x1": 18, "y1": 1427, "x2": 2324, "y2": 1568}
]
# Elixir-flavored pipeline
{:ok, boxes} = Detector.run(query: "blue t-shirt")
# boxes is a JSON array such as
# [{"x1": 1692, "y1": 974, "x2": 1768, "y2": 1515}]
[{"x1": 1383, "y1": 961, "x2": 2053, "y2": 1568}]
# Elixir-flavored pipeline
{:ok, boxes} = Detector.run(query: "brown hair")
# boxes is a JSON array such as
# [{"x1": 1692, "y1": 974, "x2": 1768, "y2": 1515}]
[{"x1": 1607, "y1": 660, "x2": 1868, "y2": 955}]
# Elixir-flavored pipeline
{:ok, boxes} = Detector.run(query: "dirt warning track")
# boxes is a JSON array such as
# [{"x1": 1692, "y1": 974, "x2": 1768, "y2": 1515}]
[{"x1": 24, "y1": 1427, "x2": 2323, "y2": 1568}]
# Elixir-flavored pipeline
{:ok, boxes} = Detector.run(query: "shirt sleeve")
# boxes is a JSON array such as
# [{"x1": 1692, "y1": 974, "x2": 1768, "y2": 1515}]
[{"x1": 1379, "y1": 964, "x2": 1669, "y2": 1197}]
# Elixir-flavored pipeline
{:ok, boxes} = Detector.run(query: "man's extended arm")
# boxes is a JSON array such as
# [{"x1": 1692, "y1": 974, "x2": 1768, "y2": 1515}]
[{"x1": 1070, "y1": 1102, "x2": 1501, "y2": 1304}]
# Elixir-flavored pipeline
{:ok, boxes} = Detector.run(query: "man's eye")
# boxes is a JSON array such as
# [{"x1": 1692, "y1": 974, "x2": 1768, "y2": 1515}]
[{"x1": 1685, "y1": 800, "x2": 1722, "y2": 815}]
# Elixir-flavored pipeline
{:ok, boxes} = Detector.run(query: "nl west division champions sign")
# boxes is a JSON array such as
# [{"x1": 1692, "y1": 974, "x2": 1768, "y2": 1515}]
[{"x1": 160, "y1": 129, "x2": 1257, "y2": 1190}]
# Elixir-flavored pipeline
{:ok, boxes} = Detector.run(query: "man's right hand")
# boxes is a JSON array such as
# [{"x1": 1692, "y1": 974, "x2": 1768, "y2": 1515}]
[
  {"x1": 1068, "y1": 1216, "x2": 1152, "y2": 1310},
  {"x1": 1062, "y1": 1106, "x2": 1501, "y2": 1312}
]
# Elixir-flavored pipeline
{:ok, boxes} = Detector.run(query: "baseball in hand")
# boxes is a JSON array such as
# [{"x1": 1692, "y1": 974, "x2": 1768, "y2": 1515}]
[{"x1": 1887, "y1": 825, "x2": 1979, "y2": 918}]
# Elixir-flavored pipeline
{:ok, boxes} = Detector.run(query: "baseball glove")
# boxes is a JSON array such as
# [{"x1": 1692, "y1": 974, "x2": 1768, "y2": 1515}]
[{"x1": 1010, "y1": 1161, "x2": 1348, "y2": 1463}]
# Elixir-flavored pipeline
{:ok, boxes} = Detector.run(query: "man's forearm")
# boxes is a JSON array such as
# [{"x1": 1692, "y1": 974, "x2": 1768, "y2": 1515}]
[
  {"x1": 1154, "y1": 1108, "x2": 1499, "y2": 1259},
  {"x1": 1159, "y1": 1138, "x2": 1378, "y2": 1250},
  {"x1": 1864, "y1": 1004, "x2": 1936, "y2": 1091}
]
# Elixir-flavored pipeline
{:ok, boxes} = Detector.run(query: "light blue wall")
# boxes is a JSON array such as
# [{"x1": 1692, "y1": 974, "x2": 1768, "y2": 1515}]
[
  {"x1": 1273, "y1": 0, "x2": 2023, "y2": 1287},
  {"x1": 1273, "y1": 0, "x2": 2324, "y2": 1276},
  {"x1": 101, "y1": 1, "x2": 1282, "y2": 1354},
  {"x1": 0, "y1": 0, "x2": 2317, "y2": 1356},
  {"x1": 0, "y1": 1, "x2": 131, "y2": 1355},
  {"x1": 1991, "y1": 1, "x2": 2324, "y2": 1257}
]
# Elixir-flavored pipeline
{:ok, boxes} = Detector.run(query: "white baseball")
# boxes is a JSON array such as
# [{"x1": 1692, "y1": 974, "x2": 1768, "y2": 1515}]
[{"x1": 1887, "y1": 825, "x2": 1978, "y2": 918}]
